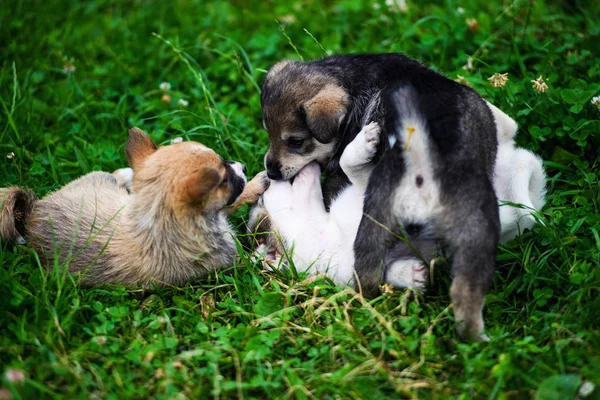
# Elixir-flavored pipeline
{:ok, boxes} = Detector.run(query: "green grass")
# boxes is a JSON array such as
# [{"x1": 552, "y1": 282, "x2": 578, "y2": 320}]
[{"x1": 1, "y1": 0, "x2": 600, "y2": 398}]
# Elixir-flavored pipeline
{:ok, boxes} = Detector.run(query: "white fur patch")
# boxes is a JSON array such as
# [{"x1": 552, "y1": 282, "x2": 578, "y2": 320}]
[
  {"x1": 229, "y1": 161, "x2": 247, "y2": 184},
  {"x1": 392, "y1": 119, "x2": 442, "y2": 224}
]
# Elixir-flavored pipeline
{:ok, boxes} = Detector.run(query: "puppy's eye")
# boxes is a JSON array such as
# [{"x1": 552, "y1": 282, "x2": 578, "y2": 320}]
[
  {"x1": 221, "y1": 175, "x2": 228, "y2": 185},
  {"x1": 287, "y1": 137, "x2": 305, "y2": 149}
]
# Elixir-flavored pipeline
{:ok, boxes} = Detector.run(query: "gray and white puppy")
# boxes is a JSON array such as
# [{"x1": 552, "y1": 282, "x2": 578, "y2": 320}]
[{"x1": 261, "y1": 53, "x2": 501, "y2": 341}]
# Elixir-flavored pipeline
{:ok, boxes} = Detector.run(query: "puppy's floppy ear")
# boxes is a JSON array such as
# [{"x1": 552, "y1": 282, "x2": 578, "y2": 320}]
[
  {"x1": 303, "y1": 84, "x2": 349, "y2": 144},
  {"x1": 126, "y1": 127, "x2": 158, "y2": 170},
  {"x1": 184, "y1": 167, "x2": 222, "y2": 204}
]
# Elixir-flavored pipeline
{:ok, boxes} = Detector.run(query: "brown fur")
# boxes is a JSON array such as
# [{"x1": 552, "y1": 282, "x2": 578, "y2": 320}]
[{"x1": 0, "y1": 128, "x2": 268, "y2": 287}]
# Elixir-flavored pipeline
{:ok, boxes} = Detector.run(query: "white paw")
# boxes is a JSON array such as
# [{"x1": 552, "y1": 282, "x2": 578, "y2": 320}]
[
  {"x1": 113, "y1": 168, "x2": 134, "y2": 192},
  {"x1": 341, "y1": 122, "x2": 380, "y2": 170},
  {"x1": 362, "y1": 121, "x2": 381, "y2": 148},
  {"x1": 385, "y1": 258, "x2": 429, "y2": 291}
]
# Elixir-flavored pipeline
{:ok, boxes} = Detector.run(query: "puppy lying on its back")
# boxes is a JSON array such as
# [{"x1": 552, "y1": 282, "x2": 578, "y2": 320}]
[{"x1": 0, "y1": 128, "x2": 268, "y2": 287}]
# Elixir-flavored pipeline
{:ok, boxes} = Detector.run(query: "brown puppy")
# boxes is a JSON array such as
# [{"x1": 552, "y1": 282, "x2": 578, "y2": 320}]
[{"x1": 0, "y1": 128, "x2": 268, "y2": 287}]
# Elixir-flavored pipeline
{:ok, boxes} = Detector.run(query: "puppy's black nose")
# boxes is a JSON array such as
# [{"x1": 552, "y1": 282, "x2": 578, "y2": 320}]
[
  {"x1": 267, "y1": 169, "x2": 283, "y2": 180},
  {"x1": 265, "y1": 159, "x2": 283, "y2": 180}
]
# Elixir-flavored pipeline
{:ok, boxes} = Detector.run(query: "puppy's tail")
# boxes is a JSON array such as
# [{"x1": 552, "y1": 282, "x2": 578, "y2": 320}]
[
  {"x1": 500, "y1": 149, "x2": 547, "y2": 242},
  {"x1": 0, "y1": 187, "x2": 37, "y2": 245},
  {"x1": 486, "y1": 101, "x2": 518, "y2": 144}
]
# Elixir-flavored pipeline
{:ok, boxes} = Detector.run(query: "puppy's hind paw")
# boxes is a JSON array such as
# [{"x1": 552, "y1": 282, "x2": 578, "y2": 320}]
[{"x1": 384, "y1": 258, "x2": 429, "y2": 292}]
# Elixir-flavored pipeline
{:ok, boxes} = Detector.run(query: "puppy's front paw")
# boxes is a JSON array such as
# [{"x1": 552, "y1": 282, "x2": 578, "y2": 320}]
[
  {"x1": 385, "y1": 258, "x2": 429, "y2": 292},
  {"x1": 362, "y1": 121, "x2": 381, "y2": 148},
  {"x1": 249, "y1": 171, "x2": 271, "y2": 194},
  {"x1": 113, "y1": 168, "x2": 134, "y2": 193},
  {"x1": 341, "y1": 122, "x2": 381, "y2": 171}
]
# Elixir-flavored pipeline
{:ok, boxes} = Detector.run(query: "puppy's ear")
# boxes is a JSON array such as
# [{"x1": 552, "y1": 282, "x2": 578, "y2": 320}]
[
  {"x1": 126, "y1": 127, "x2": 158, "y2": 170},
  {"x1": 303, "y1": 84, "x2": 349, "y2": 144},
  {"x1": 0, "y1": 187, "x2": 37, "y2": 244},
  {"x1": 184, "y1": 167, "x2": 222, "y2": 204}
]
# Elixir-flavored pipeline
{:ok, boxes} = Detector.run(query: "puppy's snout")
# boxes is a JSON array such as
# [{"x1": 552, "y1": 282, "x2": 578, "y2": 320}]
[{"x1": 265, "y1": 158, "x2": 283, "y2": 180}]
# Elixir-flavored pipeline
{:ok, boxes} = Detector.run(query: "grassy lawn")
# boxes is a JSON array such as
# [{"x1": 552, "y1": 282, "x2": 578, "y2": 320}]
[{"x1": 1, "y1": 0, "x2": 600, "y2": 398}]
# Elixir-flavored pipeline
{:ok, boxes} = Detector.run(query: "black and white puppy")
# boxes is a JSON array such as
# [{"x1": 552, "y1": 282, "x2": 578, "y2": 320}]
[{"x1": 261, "y1": 53, "x2": 506, "y2": 341}]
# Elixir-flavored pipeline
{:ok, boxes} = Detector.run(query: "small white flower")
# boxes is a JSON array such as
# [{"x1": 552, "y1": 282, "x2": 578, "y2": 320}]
[
  {"x1": 6, "y1": 152, "x2": 15, "y2": 159},
  {"x1": 462, "y1": 57, "x2": 473, "y2": 71},
  {"x1": 457, "y1": 7, "x2": 465, "y2": 14},
  {"x1": 465, "y1": 18, "x2": 478, "y2": 31},
  {"x1": 579, "y1": 381, "x2": 595, "y2": 398},
  {"x1": 385, "y1": 0, "x2": 408, "y2": 13},
  {"x1": 159, "y1": 82, "x2": 171, "y2": 92},
  {"x1": 62, "y1": 57, "x2": 76, "y2": 74},
  {"x1": 488, "y1": 72, "x2": 509, "y2": 88},
  {"x1": 372, "y1": 3, "x2": 381, "y2": 9},
  {"x1": 177, "y1": 99, "x2": 189, "y2": 107},
  {"x1": 278, "y1": 15, "x2": 296, "y2": 25},
  {"x1": 4, "y1": 368, "x2": 25, "y2": 384},
  {"x1": 591, "y1": 96, "x2": 600, "y2": 111},
  {"x1": 531, "y1": 76, "x2": 548, "y2": 93},
  {"x1": 94, "y1": 336, "x2": 107, "y2": 346},
  {"x1": 170, "y1": 137, "x2": 183, "y2": 144}
]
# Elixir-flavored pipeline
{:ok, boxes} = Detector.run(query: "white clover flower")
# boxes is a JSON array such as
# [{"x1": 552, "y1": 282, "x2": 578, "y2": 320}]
[
  {"x1": 62, "y1": 57, "x2": 76, "y2": 74},
  {"x1": 579, "y1": 381, "x2": 595, "y2": 398},
  {"x1": 466, "y1": 18, "x2": 478, "y2": 31},
  {"x1": 457, "y1": 7, "x2": 465, "y2": 14},
  {"x1": 170, "y1": 137, "x2": 183, "y2": 144},
  {"x1": 4, "y1": 368, "x2": 25, "y2": 384},
  {"x1": 6, "y1": 152, "x2": 15, "y2": 159},
  {"x1": 591, "y1": 96, "x2": 600, "y2": 112},
  {"x1": 278, "y1": 15, "x2": 296, "y2": 25},
  {"x1": 531, "y1": 76, "x2": 548, "y2": 93},
  {"x1": 159, "y1": 82, "x2": 171, "y2": 92},
  {"x1": 488, "y1": 72, "x2": 509, "y2": 88},
  {"x1": 177, "y1": 99, "x2": 189, "y2": 107},
  {"x1": 385, "y1": 0, "x2": 408, "y2": 13}
]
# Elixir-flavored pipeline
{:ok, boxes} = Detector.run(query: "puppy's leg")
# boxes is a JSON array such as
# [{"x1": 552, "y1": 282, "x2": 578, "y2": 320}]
[
  {"x1": 226, "y1": 171, "x2": 270, "y2": 214},
  {"x1": 353, "y1": 149, "x2": 406, "y2": 297},
  {"x1": 442, "y1": 196, "x2": 498, "y2": 342},
  {"x1": 290, "y1": 163, "x2": 327, "y2": 215},
  {"x1": 113, "y1": 168, "x2": 134, "y2": 193},
  {"x1": 340, "y1": 122, "x2": 380, "y2": 188}
]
